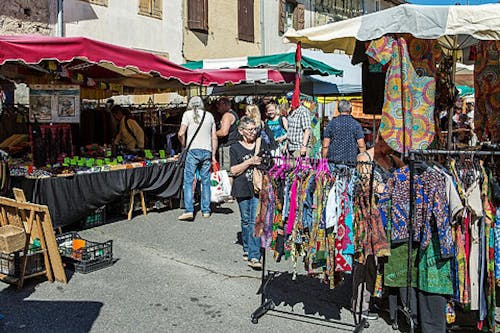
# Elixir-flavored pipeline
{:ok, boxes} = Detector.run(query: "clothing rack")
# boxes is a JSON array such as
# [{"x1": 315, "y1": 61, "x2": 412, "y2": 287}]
[
  {"x1": 250, "y1": 157, "x2": 373, "y2": 332},
  {"x1": 404, "y1": 149, "x2": 500, "y2": 333}
]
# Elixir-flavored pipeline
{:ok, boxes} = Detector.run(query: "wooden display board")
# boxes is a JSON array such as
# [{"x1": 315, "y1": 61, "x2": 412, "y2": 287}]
[{"x1": 0, "y1": 195, "x2": 67, "y2": 288}]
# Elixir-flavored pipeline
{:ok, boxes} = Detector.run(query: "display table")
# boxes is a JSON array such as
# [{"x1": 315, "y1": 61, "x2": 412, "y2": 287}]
[{"x1": 11, "y1": 162, "x2": 182, "y2": 228}]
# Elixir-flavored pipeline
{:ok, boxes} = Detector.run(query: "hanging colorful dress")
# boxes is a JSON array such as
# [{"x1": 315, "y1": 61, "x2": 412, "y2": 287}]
[
  {"x1": 474, "y1": 41, "x2": 500, "y2": 144},
  {"x1": 366, "y1": 36, "x2": 436, "y2": 153}
]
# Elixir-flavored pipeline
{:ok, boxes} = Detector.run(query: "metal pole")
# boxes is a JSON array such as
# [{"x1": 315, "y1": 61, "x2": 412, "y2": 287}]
[
  {"x1": 407, "y1": 151, "x2": 415, "y2": 333},
  {"x1": 260, "y1": 0, "x2": 265, "y2": 56},
  {"x1": 57, "y1": 0, "x2": 63, "y2": 37},
  {"x1": 447, "y1": 41, "x2": 458, "y2": 149},
  {"x1": 372, "y1": 113, "x2": 376, "y2": 143}
]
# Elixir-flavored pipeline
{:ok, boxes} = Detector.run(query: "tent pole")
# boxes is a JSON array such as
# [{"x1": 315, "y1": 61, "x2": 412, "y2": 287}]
[
  {"x1": 446, "y1": 40, "x2": 459, "y2": 150},
  {"x1": 57, "y1": 0, "x2": 64, "y2": 37},
  {"x1": 373, "y1": 113, "x2": 376, "y2": 142}
]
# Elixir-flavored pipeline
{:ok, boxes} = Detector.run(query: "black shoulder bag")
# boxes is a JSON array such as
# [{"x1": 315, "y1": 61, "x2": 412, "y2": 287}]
[{"x1": 176, "y1": 111, "x2": 206, "y2": 167}]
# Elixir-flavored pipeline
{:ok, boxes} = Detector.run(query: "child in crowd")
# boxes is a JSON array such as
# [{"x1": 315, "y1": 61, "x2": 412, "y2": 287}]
[{"x1": 264, "y1": 102, "x2": 288, "y2": 156}]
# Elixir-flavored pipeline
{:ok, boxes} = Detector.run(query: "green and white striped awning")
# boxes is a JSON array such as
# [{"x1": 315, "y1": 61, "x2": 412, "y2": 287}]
[{"x1": 182, "y1": 52, "x2": 343, "y2": 77}]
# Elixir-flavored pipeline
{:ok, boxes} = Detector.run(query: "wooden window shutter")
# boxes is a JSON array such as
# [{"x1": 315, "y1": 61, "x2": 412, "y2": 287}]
[
  {"x1": 139, "y1": 0, "x2": 151, "y2": 14},
  {"x1": 188, "y1": 0, "x2": 208, "y2": 32},
  {"x1": 238, "y1": 0, "x2": 254, "y2": 42},
  {"x1": 152, "y1": 0, "x2": 162, "y2": 18},
  {"x1": 293, "y1": 3, "x2": 305, "y2": 30},
  {"x1": 279, "y1": 0, "x2": 286, "y2": 34}
]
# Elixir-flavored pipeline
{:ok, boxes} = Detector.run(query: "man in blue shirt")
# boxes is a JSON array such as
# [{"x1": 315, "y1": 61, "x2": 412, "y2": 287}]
[{"x1": 321, "y1": 100, "x2": 366, "y2": 167}]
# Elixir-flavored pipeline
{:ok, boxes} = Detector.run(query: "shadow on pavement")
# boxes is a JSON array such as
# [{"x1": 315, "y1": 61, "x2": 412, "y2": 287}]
[
  {"x1": 261, "y1": 271, "x2": 354, "y2": 321},
  {"x1": 211, "y1": 206, "x2": 234, "y2": 215},
  {"x1": 1, "y1": 280, "x2": 103, "y2": 333}
]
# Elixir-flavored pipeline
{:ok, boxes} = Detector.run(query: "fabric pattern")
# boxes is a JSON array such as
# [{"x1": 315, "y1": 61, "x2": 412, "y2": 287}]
[
  {"x1": 481, "y1": 167, "x2": 496, "y2": 331},
  {"x1": 495, "y1": 207, "x2": 500, "y2": 282},
  {"x1": 418, "y1": 234, "x2": 453, "y2": 295},
  {"x1": 384, "y1": 243, "x2": 418, "y2": 288},
  {"x1": 354, "y1": 194, "x2": 390, "y2": 261},
  {"x1": 286, "y1": 105, "x2": 311, "y2": 151},
  {"x1": 324, "y1": 114, "x2": 364, "y2": 164},
  {"x1": 335, "y1": 194, "x2": 352, "y2": 272},
  {"x1": 366, "y1": 36, "x2": 436, "y2": 153},
  {"x1": 379, "y1": 166, "x2": 453, "y2": 258},
  {"x1": 405, "y1": 35, "x2": 443, "y2": 78},
  {"x1": 305, "y1": 101, "x2": 322, "y2": 159},
  {"x1": 415, "y1": 169, "x2": 453, "y2": 259},
  {"x1": 474, "y1": 41, "x2": 500, "y2": 144}
]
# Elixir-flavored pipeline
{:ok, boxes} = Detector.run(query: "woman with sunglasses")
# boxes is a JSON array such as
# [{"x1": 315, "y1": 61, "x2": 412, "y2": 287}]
[{"x1": 230, "y1": 117, "x2": 262, "y2": 269}]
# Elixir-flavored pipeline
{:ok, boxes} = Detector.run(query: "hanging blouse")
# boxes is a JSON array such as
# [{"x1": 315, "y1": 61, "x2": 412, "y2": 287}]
[
  {"x1": 481, "y1": 166, "x2": 496, "y2": 331},
  {"x1": 366, "y1": 36, "x2": 436, "y2": 153},
  {"x1": 417, "y1": 234, "x2": 453, "y2": 295},
  {"x1": 379, "y1": 166, "x2": 453, "y2": 258}
]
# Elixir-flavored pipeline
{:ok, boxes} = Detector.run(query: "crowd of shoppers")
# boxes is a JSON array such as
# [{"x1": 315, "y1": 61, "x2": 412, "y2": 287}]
[{"x1": 177, "y1": 96, "x2": 367, "y2": 273}]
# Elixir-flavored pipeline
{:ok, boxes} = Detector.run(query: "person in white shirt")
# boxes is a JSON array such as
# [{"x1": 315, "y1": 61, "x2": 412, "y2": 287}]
[{"x1": 177, "y1": 96, "x2": 218, "y2": 221}]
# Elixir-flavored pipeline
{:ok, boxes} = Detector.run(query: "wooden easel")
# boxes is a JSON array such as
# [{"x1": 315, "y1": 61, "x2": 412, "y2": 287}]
[{"x1": 0, "y1": 194, "x2": 66, "y2": 288}]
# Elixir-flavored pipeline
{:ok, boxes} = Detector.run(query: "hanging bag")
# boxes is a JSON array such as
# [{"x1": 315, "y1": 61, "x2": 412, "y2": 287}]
[
  {"x1": 252, "y1": 137, "x2": 263, "y2": 194},
  {"x1": 210, "y1": 162, "x2": 232, "y2": 203},
  {"x1": 176, "y1": 110, "x2": 206, "y2": 168}
]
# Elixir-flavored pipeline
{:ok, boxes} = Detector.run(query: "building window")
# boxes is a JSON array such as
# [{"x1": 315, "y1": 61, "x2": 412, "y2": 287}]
[
  {"x1": 375, "y1": 0, "x2": 381, "y2": 11},
  {"x1": 187, "y1": 0, "x2": 208, "y2": 32},
  {"x1": 79, "y1": 0, "x2": 108, "y2": 6},
  {"x1": 279, "y1": 0, "x2": 304, "y2": 35},
  {"x1": 238, "y1": 0, "x2": 254, "y2": 42},
  {"x1": 138, "y1": 0, "x2": 162, "y2": 19}
]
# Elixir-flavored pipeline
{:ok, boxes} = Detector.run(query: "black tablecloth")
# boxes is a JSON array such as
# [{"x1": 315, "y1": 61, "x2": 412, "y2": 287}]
[{"x1": 11, "y1": 163, "x2": 182, "y2": 228}]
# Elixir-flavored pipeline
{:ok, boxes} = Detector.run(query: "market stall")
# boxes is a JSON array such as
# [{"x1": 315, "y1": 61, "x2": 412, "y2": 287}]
[
  {"x1": 0, "y1": 35, "x2": 203, "y2": 227},
  {"x1": 0, "y1": 36, "x2": 293, "y2": 228},
  {"x1": 11, "y1": 162, "x2": 182, "y2": 228},
  {"x1": 247, "y1": 3, "x2": 500, "y2": 333}
]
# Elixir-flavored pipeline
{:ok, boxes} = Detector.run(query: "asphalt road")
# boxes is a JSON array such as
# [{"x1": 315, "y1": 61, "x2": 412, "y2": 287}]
[{"x1": 1, "y1": 202, "x2": 412, "y2": 333}]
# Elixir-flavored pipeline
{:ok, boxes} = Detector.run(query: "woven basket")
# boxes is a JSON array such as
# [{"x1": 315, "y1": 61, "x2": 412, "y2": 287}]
[{"x1": 0, "y1": 225, "x2": 26, "y2": 254}]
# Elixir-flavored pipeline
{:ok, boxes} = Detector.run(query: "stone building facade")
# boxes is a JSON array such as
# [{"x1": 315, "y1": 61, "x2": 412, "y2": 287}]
[
  {"x1": 0, "y1": 0, "x2": 57, "y2": 35},
  {"x1": 314, "y1": 0, "x2": 405, "y2": 26}
]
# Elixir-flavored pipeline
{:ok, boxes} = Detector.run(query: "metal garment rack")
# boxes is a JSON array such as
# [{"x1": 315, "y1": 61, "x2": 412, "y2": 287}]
[
  {"x1": 403, "y1": 149, "x2": 500, "y2": 333},
  {"x1": 250, "y1": 159, "x2": 374, "y2": 332}
]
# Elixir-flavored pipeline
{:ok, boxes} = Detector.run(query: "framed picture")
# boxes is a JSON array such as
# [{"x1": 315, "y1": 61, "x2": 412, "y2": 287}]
[{"x1": 29, "y1": 85, "x2": 80, "y2": 123}]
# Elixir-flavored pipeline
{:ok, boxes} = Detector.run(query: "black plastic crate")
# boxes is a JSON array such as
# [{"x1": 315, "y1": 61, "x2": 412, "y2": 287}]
[
  {"x1": 55, "y1": 232, "x2": 113, "y2": 274},
  {"x1": 80, "y1": 206, "x2": 106, "y2": 229},
  {"x1": 0, "y1": 247, "x2": 45, "y2": 277}
]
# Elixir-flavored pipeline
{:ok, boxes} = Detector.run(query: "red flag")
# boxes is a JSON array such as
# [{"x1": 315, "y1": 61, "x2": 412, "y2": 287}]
[{"x1": 291, "y1": 42, "x2": 302, "y2": 110}]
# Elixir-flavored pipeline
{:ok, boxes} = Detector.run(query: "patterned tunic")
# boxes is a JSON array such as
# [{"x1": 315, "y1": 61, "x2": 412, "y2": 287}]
[
  {"x1": 366, "y1": 36, "x2": 436, "y2": 153},
  {"x1": 474, "y1": 41, "x2": 500, "y2": 143}
]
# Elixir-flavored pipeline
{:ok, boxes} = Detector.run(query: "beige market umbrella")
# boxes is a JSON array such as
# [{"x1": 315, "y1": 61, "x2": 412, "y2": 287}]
[
  {"x1": 284, "y1": 3, "x2": 500, "y2": 54},
  {"x1": 285, "y1": 3, "x2": 500, "y2": 148}
]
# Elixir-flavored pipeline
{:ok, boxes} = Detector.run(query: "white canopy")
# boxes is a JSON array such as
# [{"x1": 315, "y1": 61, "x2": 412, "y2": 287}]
[{"x1": 284, "y1": 4, "x2": 500, "y2": 54}]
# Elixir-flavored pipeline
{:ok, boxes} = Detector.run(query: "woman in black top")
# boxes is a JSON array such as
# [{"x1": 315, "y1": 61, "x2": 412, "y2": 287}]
[{"x1": 230, "y1": 117, "x2": 262, "y2": 269}]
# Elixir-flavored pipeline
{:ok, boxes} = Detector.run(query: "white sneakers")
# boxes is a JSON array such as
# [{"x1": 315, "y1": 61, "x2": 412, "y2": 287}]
[
  {"x1": 248, "y1": 258, "x2": 262, "y2": 270},
  {"x1": 177, "y1": 212, "x2": 194, "y2": 221}
]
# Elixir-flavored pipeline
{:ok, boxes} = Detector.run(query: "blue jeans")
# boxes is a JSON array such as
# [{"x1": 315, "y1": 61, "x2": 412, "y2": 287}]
[
  {"x1": 183, "y1": 149, "x2": 212, "y2": 214},
  {"x1": 237, "y1": 196, "x2": 261, "y2": 261}
]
